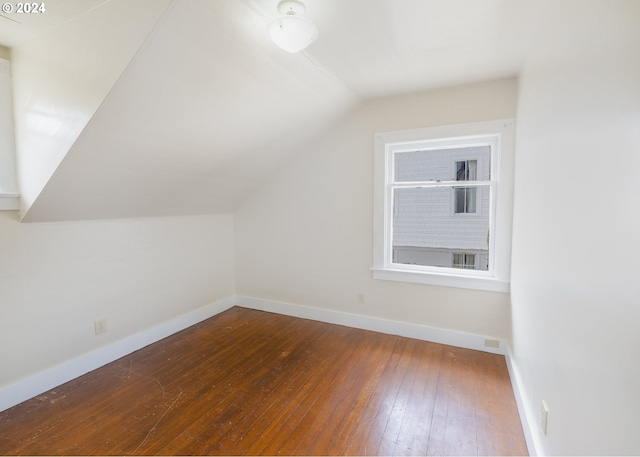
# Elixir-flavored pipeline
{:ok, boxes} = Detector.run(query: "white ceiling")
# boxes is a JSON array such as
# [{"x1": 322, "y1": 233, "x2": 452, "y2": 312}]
[
  {"x1": 279, "y1": 0, "x2": 543, "y2": 99},
  {"x1": 3, "y1": 0, "x2": 544, "y2": 221},
  {"x1": 0, "y1": 0, "x2": 109, "y2": 46}
]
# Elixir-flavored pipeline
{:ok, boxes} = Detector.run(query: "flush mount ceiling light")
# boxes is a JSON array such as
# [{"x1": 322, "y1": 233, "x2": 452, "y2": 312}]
[{"x1": 266, "y1": 0, "x2": 318, "y2": 53}]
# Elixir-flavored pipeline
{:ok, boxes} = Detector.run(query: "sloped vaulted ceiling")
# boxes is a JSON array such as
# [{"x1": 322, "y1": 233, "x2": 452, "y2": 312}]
[
  {"x1": 4, "y1": 0, "x2": 543, "y2": 222},
  {"x1": 19, "y1": 0, "x2": 358, "y2": 221}
]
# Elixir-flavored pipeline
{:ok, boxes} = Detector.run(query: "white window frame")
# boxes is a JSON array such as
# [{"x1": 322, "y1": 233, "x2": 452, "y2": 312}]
[
  {"x1": 372, "y1": 119, "x2": 515, "y2": 293},
  {"x1": 0, "y1": 55, "x2": 19, "y2": 210}
]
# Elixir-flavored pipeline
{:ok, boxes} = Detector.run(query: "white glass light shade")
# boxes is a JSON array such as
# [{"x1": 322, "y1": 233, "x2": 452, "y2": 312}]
[{"x1": 267, "y1": 15, "x2": 318, "y2": 53}]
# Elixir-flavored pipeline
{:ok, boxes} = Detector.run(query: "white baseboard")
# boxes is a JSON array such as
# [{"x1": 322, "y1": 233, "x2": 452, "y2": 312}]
[
  {"x1": 234, "y1": 295, "x2": 506, "y2": 355},
  {"x1": 505, "y1": 347, "x2": 541, "y2": 456},
  {"x1": 0, "y1": 297, "x2": 235, "y2": 413},
  {"x1": 2, "y1": 291, "x2": 521, "y2": 456},
  {"x1": 236, "y1": 296, "x2": 539, "y2": 451}
]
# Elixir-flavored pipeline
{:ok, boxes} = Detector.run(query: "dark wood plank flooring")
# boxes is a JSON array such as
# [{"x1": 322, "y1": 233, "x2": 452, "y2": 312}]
[{"x1": 0, "y1": 306, "x2": 527, "y2": 455}]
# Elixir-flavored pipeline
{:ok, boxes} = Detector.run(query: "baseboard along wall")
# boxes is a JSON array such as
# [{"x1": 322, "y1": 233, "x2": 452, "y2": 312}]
[
  {"x1": 0, "y1": 297, "x2": 235, "y2": 413},
  {"x1": 505, "y1": 348, "x2": 541, "y2": 456},
  {"x1": 237, "y1": 296, "x2": 538, "y2": 455},
  {"x1": 0, "y1": 294, "x2": 534, "y2": 456},
  {"x1": 235, "y1": 296, "x2": 506, "y2": 355}
]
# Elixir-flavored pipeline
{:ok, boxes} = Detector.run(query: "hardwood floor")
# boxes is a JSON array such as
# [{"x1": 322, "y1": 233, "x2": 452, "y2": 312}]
[{"x1": 0, "y1": 307, "x2": 528, "y2": 456}]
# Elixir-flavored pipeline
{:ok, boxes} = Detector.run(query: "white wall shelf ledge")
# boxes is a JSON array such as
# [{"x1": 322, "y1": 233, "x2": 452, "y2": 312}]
[
  {"x1": 0, "y1": 194, "x2": 19, "y2": 211},
  {"x1": 371, "y1": 267, "x2": 510, "y2": 293}
]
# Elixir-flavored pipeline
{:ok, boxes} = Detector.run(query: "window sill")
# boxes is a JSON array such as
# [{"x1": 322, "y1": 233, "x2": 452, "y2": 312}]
[
  {"x1": 371, "y1": 267, "x2": 510, "y2": 293},
  {"x1": 0, "y1": 194, "x2": 19, "y2": 211}
]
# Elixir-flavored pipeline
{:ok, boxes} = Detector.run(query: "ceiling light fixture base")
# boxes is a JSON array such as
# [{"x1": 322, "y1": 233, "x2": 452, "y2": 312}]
[
  {"x1": 277, "y1": 0, "x2": 306, "y2": 16},
  {"x1": 267, "y1": 0, "x2": 318, "y2": 53}
]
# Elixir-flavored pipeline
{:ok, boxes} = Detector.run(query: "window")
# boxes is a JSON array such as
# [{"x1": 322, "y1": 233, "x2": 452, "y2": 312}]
[
  {"x1": 455, "y1": 187, "x2": 476, "y2": 213},
  {"x1": 454, "y1": 159, "x2": 477, "y2": 214},
  {"x1": 452, "y1": 253, "x2": 476, "y2": 269},
  {"x1": 0, "y1": 53, "x2": 19, "y2": 210},
  {"x1": 372, "y1": 119, "x2": 515, "y2": 292}
]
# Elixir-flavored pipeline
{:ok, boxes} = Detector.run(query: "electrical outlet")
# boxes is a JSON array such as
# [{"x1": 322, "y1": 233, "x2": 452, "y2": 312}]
[
  {"x1": 94, "y1": 318, "x2": 107, "y2": 335},
  {"x1": 541, "y1": 401, "x2": 549, "y2": 435},
  {"x1": 483, "y1": 338, "x2": 500, "y2": 349},
  {"x1": 357, "y1": 293, "x2": 365, "y2": 304}
]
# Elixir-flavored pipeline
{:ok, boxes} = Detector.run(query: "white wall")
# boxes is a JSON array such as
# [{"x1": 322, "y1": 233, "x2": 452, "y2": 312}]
[
  {"x1": 10, "y1": 0, "x2": 169, "y2": 218},
  {"x1": 0, "y1": 212, "x2": 234, "y2": 390},
  {"x1": 510, "y1": 1, "x2": 640, "y2": 454},
  {"x1": 235, "y1": 79, "x2": 517, "y2": 340}
]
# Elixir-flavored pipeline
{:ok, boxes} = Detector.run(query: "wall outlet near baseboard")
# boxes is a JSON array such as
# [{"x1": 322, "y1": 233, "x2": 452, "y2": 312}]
[
  {"x1": 483, "y1": 338, "x2": 500, "y2": 348},
  {"x1": 541, "y1": 400, "x2": 549, "y2": 435},
  {"x1": 94, "y1": 318, "x2": 107, "y2": 335},
  {"x1": 357, "y1": 293, "x2": 365, "y2": 304}
]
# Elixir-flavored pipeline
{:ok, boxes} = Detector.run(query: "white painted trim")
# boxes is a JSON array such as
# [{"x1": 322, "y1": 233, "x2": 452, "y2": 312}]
[
  {"x1": 0, "y1": 297, "x2": 235, "y2": 413},
  {"x1": 373, "y1": 119, "x2": 515, "y2": 292},
  {"x1": 0, "y1": 195, "x2": 19, "y2": 210},
  {"x1": 234, "y1": 295, "x2": 506, "y2": 355},
  {"x1": 505, "y1": 346, "x2": 541, "y2": 456},
  {"x1": 371, "y1": 267, "x2": 510, "y2": 293}
]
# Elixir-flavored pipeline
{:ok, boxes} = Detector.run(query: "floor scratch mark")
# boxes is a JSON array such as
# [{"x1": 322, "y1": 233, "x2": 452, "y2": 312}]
[{"x1": 129, "y1": 389, "x2": 183, "y2": 455}]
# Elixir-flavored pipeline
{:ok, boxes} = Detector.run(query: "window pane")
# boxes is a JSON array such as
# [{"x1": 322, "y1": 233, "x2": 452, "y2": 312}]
[
  {"x1": 454, "y1": 188, "x2": 467, "y2": 213},
  {"x1": 456, "y1": 161, "x2": 467, "y2": 181},
  {"x1": 454, "y1": 187, "x2": 477, "y2": 214},
  {"x1": 466, "y1": 187, "x2": 477, "y2": 213},
  {"x1": 394, "y1": 145, "x2": 490, "y2": 182},
  {"x1": 392, "y1": 187, "x2": 489, "y2": 269},
  {"x1": 455, "y1": 159, "x2": 478, "y2": 181},
  {"x1": 453, "y1": 253, "x2": 462, "y2": 265},
  {"x1": 468, "y1": 160, "x2": 477, "y2": 180}
]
